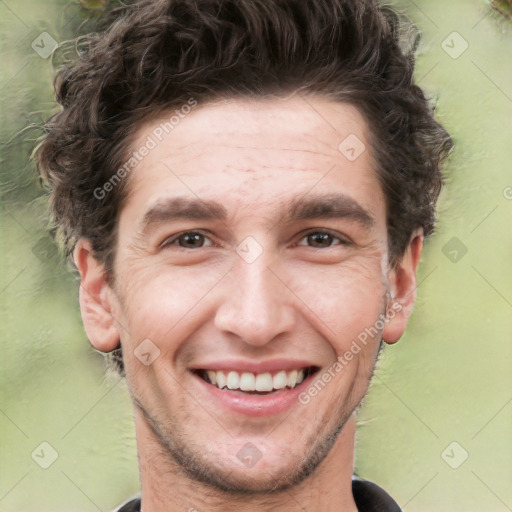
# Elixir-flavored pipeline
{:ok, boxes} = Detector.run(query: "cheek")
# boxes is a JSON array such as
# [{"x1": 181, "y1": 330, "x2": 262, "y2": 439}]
[
  {"x1": 289, "y1": 258, "x2": 386, "y2": 349},
  {"x1": 116, "y1": 262, "x2": 226, "y2": 351}
]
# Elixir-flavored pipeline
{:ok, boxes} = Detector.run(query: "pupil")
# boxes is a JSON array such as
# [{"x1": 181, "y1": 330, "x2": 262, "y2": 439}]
[
  {"x1": 181, "y1": 233, "x2": 202, "y2": 247},
  {"x1": 310, "y1": 233, "x2": 331, "y2": 247}
]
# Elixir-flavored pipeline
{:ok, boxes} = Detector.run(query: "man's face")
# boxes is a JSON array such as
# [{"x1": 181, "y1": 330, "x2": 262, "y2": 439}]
[{"x1": 101, "y1": 96, "x2": 401, "y2": 491}]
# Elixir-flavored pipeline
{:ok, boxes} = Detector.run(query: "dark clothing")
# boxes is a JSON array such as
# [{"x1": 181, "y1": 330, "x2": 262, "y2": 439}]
[
  {"x1": 115, "y1": 476, "x2": 402, "y2": 511},
  {"x1": 352, "y1": 477, "x2": 402, "y2": 511}
]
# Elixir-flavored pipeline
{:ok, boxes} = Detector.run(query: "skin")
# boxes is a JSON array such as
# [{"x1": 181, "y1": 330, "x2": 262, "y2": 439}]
[{"x1": 74, "y1": 95, "x2": 423, "y2": 512}]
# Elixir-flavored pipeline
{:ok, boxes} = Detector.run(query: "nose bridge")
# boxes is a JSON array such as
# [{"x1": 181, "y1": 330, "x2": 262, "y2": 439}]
[{"x1": 214, "y1": 253, "x2": 295, "y2": 346}]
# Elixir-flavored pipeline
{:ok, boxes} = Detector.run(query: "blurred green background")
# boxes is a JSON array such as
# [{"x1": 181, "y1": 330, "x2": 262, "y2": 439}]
[{"x1": 1, "y1": 1, "x2": 511, "y2": 511}]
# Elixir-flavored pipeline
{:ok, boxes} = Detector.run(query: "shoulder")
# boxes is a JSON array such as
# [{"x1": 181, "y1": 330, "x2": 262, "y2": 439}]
[
  {"x1": 352, "y1": 476, "x2": 402, "y2": 512},
  {"x1": 112, "y1": 495, "x2": 141, "y2": 512}
]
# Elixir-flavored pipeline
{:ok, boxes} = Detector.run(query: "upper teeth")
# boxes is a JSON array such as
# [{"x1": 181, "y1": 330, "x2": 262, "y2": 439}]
[{"x1": 204, "y1": 369, "x2": 306, "y2": 392}]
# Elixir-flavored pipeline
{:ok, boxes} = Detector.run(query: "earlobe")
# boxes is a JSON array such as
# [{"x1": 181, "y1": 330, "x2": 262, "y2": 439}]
[
  {"x1": 382, "y1": 228, "x2": 424, "y2": 344},
  {"x1": 73, "y1": 240, "x2": 120, "y2": 353}
]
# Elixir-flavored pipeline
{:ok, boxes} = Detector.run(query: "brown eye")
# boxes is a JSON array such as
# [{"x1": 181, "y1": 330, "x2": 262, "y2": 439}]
[
  {"x1": 178, "y1": 232, "x2": 205, "y2": 248},
  {"x1": 161, "y1": 231, "x2": 213, "y2": 249},
  {"x1": 307, "y1": 232, "x2": 334, "y2": 248},
  {"x1": 298, "y1": 230, "x2": 350, "y2": 248}
]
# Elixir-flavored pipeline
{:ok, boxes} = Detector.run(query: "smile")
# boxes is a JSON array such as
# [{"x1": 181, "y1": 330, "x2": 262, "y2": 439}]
[{"x1": 194, "y1": 367, "x2": 318, "y2": 394}]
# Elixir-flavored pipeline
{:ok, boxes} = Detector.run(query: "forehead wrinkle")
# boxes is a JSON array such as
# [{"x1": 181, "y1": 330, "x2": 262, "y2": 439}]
[
  {"x1": 169, "y1": 153, "x2": 344, "y2": 181},
  {"x1": 156, "y1": 134, "x2": 347, "y2": 165}
]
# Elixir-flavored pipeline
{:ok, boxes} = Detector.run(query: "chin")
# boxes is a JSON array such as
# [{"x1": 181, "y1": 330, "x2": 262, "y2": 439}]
[
  {"x1": 159, "y1": 420, "x2": 347, "y2": 495},
  {"x1": 180, "y1": 457, "x2": 314, "y2": 495}
]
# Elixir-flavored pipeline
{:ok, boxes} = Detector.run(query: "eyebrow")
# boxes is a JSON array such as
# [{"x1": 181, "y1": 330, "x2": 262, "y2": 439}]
[
  {"x1": 140, "y1": 197, "x2": 228, "y2": 231},
  {"x1": 284, "y1": 193, "x2": 375, "y2": 228},
  {"x1": 139, "y1": 193, "x2": 374, "y2": 233}
]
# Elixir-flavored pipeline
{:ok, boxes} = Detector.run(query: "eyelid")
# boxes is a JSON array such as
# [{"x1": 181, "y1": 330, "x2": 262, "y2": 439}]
[
  {"x1": 159, "y1": 228, "x2": 352, "y2": 250},
  {"x1": 159, "y1": 230, "x2": 216, "y2": 248},
  {"x1": 296, "y1": 228, "x2": 352, "y2": 246}
]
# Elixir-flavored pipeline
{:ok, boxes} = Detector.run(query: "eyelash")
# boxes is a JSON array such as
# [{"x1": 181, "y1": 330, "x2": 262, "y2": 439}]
[
  {"x1": 160, "y1": 231, "x2": 216, "y2": 249},
  {"x1": 160, "y1": 229, "x2": 351, "y2": 249},
  {"x1": 297, "y1": 230, "x2": 351, "y2": 248}
]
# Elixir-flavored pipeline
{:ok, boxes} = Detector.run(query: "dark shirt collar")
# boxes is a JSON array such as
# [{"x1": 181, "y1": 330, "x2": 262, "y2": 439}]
[
  {"x1": 115, "y1": 476, "x2": 402, "y2": 512},
  {"x1": 351, "y1": 476, "x2": 402, "y2": 511}
]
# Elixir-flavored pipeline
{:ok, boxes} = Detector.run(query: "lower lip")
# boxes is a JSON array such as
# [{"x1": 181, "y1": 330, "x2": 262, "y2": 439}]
[{"x1": 191, "y1": 371, "x2": 316, "y2": 417}]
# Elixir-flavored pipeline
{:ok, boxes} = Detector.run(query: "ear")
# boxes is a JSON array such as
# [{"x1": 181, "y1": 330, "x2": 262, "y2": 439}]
[
  {"x1": 382, "y1": 228, "x2": 424, "y2": 344},
  {"x1": 73, "y1": 239, "x2": 120, "y2": 353}
]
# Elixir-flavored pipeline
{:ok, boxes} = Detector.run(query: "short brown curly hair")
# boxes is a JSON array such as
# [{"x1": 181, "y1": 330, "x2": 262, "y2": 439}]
[{"x1": 36, "y1": 0, "x2": 452, "y2": 275}]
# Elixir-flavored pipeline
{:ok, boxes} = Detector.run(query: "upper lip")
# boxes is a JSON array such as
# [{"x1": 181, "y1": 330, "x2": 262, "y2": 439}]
[{"x1": 189, "y1": 359, "x2": 319, "y2": 374}]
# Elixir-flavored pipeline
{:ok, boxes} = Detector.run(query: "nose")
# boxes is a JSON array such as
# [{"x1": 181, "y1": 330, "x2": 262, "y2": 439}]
[{"x1": 214, "y1": 255, "x2": 296, "y2": 347}]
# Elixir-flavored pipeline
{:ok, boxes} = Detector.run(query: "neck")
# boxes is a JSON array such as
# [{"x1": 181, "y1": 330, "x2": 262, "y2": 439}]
[{"x1": 135, "y1": 410, "x2": 359, "y2": 512}]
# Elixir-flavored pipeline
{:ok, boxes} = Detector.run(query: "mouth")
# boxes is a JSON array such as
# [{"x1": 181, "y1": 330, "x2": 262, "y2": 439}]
[{"x1": 192, "y1": 366, "x2": 319, "y2": 395}]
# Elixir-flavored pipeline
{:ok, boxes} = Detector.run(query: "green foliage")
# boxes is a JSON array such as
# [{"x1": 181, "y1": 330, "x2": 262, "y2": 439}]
[{"x1": 1, "y1": 1, "x2": 511, "y2": 511}]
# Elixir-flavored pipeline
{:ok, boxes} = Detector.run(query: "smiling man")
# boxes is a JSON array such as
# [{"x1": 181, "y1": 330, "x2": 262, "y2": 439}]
[{"x1": 35, "y1": 0, "x2": 452, "y2": 511}]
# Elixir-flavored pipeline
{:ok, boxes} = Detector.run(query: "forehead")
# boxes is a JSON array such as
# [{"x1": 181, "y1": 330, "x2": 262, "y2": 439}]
[
  {"x1": 120, "y1": 96, "x2": 384, "y2": 224},
  {"x1": 137, "y1": 96, "x2": 369, "y2": 164}
]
